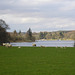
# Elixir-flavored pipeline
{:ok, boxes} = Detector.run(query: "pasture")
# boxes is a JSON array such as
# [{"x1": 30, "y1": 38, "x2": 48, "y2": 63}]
[{"x1": 0, "y1": 46, "x2": 75, "y2": 75}]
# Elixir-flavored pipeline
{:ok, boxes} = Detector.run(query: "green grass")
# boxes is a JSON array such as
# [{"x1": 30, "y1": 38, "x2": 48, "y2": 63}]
[{"x1": 0, "y1": 46, "x2": 75, "y2": 75}]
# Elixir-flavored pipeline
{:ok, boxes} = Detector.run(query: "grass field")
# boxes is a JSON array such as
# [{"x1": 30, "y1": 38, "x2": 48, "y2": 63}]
[{"x1": 0, "y1": 46, "x2": 75, "y2": 75}]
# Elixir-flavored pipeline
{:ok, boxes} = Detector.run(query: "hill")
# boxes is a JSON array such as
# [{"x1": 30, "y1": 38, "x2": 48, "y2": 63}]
[
  {"x1": 33, "y1": 30, "x2": 75, "y2": 40},
  {"x1": 8, "y1": 30, "x2": 75, "y2": 42}
]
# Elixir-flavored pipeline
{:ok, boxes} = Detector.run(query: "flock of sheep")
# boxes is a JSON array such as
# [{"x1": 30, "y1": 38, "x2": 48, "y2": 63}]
[
  {"x1": 32, "y1": 44, "x2": 46, "y2": 47},
  {"x1": 2, "y1": 43, "x2": 12, "y2": 47},
  {"x1": 2, "y1": 43, "x2": 67, "y2": 48},
  {"x1": 2, "y1": 43, "x2": 45, "y2": 48},
  {"x1": 32, "y1": 43, "x2": 67, "y2": 48}
]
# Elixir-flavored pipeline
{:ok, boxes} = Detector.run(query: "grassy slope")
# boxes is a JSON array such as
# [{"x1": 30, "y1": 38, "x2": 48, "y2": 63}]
[{"x1": 0, "y1": 47, "x2": 75, "y2": 75}]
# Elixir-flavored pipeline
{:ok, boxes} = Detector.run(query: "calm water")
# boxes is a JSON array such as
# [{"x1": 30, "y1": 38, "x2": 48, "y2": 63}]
[{"x1": 11, "y1": 40, "x2": 74, "y2": 47}]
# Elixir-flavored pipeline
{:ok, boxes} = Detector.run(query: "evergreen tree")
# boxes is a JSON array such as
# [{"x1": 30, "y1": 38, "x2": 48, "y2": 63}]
[
  {"x1": 59, "y1": 32, "x2": 64, "y2": 39},
  {"x1": 27, "y1": 28, "x2": 32, "y2": 37},
  {"x1": 19, "y1": 30, "x2": 21, "y2": 34},
  {"x1": 25, "y1": 28, "x2": 35, "y2": 41},
  {"x1": 39, "y1": 32, "x2": 44, "y2": 39},
  {"x1": 13, "y1": 30, "x2": 17, "y2": 36}
]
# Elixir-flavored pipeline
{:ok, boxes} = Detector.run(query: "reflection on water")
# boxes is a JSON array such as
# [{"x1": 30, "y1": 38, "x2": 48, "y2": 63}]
[{"x1": 11, "y1": 40, "x2": 74, "y2": 47}]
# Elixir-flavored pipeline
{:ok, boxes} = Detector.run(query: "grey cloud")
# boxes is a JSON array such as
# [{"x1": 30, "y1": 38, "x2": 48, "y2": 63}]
[{"x1": 0, "y1": 0, "x2": 75, "y2": 32}]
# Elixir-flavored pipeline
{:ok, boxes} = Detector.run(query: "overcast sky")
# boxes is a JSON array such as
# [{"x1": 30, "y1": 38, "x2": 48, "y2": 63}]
[{"x1": 0, "y1": 0, "x2": 75, "y2": 32}]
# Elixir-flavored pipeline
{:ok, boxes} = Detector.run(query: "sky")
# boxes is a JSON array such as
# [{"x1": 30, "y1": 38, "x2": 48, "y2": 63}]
[{"x1": 0, "y1": 0, "x2": 75, "y2": 32}]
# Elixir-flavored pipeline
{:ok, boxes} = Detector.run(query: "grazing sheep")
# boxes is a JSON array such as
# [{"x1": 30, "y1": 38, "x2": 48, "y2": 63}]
[
  {"x1": 18, "y1": 46, "x2": 21, "y2": 48},
  {"x1": 59, "y1": 46, "x2": 63, "y2": 48},
  {"x1": 32, "y1": 44, "x2": 36, "y2": 47},
  {"x1": 3, "y1": 43, "x2": 6, "y2": 46},
  {"x1": 63, "y1": 46, "x2": 66, "y2": 49},
  {"x1": 40, "y1": 45, "x2": 45, "y2": 47},
  {"x1": 3, "y1": 43, "x2": 12, "y2": 48},
  {"x1": 5, "y1": 43, "x2": 12, "y2": 48},
  {"x1": 56, "y1": 46, "x2": 58, "y2": 48}
]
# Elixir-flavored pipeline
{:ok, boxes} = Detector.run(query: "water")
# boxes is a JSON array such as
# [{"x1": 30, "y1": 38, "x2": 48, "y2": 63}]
[{"x1": 10, "y1": 40, "x2": 74, "y2": 47}]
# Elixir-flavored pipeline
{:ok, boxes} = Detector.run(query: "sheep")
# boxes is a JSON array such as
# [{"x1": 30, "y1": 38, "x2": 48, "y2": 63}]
[
  {"x1": 63, "y1": 46, "x2": 66, "y2": 49},
  {"x1": 3, "y1": 43, "x2": 7, "y2": 46},
  {"x1": 40, "y1": 45, "x2": 45, "y2": 47},
  {"x1": 3, "y1": 43, "x2": 12, "y2": 48},
  {"x1": 56, "y1": 46, "x2": 58, "y2": 48},
  {"x1": 32, "y1": 44, "x2": 36, "y2": 47},
  {"x1": 18, "y1": 46, "x2": 21, "y2": 48},
  {"x1": 60, "y1": 46, "x2": 63, "y2": 48}
]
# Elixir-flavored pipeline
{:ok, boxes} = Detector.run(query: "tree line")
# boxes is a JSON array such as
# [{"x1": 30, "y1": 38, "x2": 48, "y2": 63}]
[
  {"x1": 10, "y1": 28, "x2": 35, "y2": 42},
  {"x1": 0, "y1": 19, "x2": 75, "y2": 47},
  {"x1": 38, "y1": 31, "x2": 75, "y2": 40},
  {"x1": 0, "y1": 19, "x2": 35, "y2": 45}
]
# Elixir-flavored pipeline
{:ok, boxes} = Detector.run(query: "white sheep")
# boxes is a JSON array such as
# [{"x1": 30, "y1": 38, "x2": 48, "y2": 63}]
[
  {"x1": 5, "y1": 43, "x2": 12, "y2": 48},
  {"x1": 18, "y1": 46, "x2": 21, "y2": 48},
  {"x1": 56, "y1": 46, "x2": 58, "y2": 48},
  {"x1": 32, "y1": 44, "x2": 36, "y2": 47},
  {"x1": 3, "y1": 43, "x2": 6, "y2": 46},
  {"x1": 60, "y1": 46, "x2": 63, "y2": 48},
  {"x1": 40, "y1": 45, "x2": 45, "y2": 47}
]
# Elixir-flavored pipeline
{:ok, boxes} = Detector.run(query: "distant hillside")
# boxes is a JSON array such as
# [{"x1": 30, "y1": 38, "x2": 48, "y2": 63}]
[
  {"x1": 33, "y1": 30, "x2": 75, "y2": 40},
  {"x1": 8, "y1": 30, "x2": 75, "y2": 41}
]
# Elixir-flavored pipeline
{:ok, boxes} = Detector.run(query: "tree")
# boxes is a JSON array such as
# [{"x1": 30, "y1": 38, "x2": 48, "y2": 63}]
[
  {"x1": 0, "y1": 19, "x2": 9, "y2": 29},
  {"x1": 10, "y1": 30, "x2": 18, "y2": 42},
  {"x1": 27, "y1": 28, "x2": 32, "y2": 37},
  {"x1": 13, "y1": 30, "x2": 17, "y2": 36},
  {"x1": 59, "y1": 31, "x2": 64, "y2": 39},
  {"x1": 25, "y1": 28, "x2": 35, "y2": 41},
  {"x1": 0, "y1": 19, "x2": 10, "y2": 45},
  {"x1": 39, "y1": 32, "x2": 44, "y2": 39},
  {"x1": 19, "y1": 30, "x2": 21, "y2": 34},
  {"x1": 26, "y1": 28, "x2": 32, "y2": 40},
  {"x1": 45, "y1": 33, "x2": 50, "y2": 39}
]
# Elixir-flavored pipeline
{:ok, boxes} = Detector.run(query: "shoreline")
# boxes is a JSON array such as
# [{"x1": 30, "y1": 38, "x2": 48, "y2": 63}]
[{"x1": 10, "y1": 39, "x2": 74, "y2": 43}]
